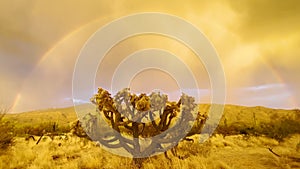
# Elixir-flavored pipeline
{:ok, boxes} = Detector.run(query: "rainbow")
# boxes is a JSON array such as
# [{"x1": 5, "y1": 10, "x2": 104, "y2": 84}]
[
  {"x1": 11, "y1": 17, "x2": 110, "y2": 113},
  {"x1": 11, "y1": 93, "x2": 21, "y2": 113},
  {"x1": 260, "y1": 57, "x2": 297, "y2": 108}
]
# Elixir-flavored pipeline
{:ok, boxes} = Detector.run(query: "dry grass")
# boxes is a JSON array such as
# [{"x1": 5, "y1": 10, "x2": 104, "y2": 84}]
[
  {"x1": 0, "y1": 134, "x2": 299, "y2": 169},
  {"x1": 2, "y1": 105, "x2": 299, "y2": 168}
]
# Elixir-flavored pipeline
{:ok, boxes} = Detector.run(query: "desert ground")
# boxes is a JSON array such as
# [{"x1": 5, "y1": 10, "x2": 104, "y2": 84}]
[{"x1": 0, "y1": 105, "x2": 299, "y2": 169}]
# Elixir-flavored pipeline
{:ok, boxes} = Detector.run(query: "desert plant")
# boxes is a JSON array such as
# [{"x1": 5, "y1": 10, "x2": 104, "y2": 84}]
[
  {"x1": 35, "y1": 121, "x2": 76, "y2": 144},
  {"x1": 0, "y1": 107, "x2": 14, "y2": 151},
  {"x1": 258, "y1": 117, "x2": 300, "y2": 142},
  {"x1": 296, "y1": 141, "x2": 300, "y2": 152},
  {"x1": 14, "y1": 121, "x2": 71, "y2": 137},
  {"x1": 214, "y1": 117, "x2": 241, "y2": 138},
  {"x1": 84, "y1": 88, "x2": 205, "y2": 168}
]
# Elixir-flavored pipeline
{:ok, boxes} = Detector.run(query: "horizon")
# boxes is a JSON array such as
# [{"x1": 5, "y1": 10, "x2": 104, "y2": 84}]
[
  {"x1": 10, "y1": 102, "x2": 298, "y2": 115},
  {"x1": 10, "y1": 91, "x2": 299, "y2": 114}
]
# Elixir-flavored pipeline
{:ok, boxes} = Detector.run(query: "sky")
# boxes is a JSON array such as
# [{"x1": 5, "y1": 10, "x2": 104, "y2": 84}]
[{"x1": 0, "y1": 0, "x2": 299, "y2": 113}]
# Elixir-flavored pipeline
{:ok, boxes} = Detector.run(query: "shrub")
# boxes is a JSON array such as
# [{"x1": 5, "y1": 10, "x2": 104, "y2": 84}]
[
  {"x1": 14, "y1": 122, "x2": 71, "y2": 136},
  {"x1": 215, "y1": 114, "x2": 300, "y2": 142},
  {"x1": 258, "y1": 118, "x2": 300, "y2": 142},
  {"x1": 0, "y1": 108, "x2": 14, "y2": 151}
]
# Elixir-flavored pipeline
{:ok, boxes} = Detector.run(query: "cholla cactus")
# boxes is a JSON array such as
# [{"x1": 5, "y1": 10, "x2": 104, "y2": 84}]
[
  {"x1": 88, "y1": 87, "x2": 204, "y2": 168},
  {"x1": 149, "y1": 92, "x2": 168, "y2": 111}
]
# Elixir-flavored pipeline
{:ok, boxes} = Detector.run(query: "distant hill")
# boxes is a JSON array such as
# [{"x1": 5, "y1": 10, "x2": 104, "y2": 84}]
[
  {"x1": 200, "y1": 104, "x2": 300, "y2": 127},
  {"x1": 4, "y1": 104, "x2": 299, "y2": 130},
  {"x1": 5, "y1": 106, "x2": 77, "y2": 127}
]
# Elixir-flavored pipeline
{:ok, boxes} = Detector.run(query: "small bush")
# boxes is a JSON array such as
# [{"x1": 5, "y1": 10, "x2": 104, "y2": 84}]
[
  {"x1": 214, "y1": 113, "x2": 300, "y2": 142},
  {"x1": 14, "y1": 122, "x2": 71, "y2": 136},
  {"x1": 296, "y1": 141, "x2": 300, "y2": 152},
  {"x1": 258, "y1": 118, "x2": 300, "y2": 142},
  {"x1": 0, "y1": 109, "x2": 14, "y2": 151}
]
